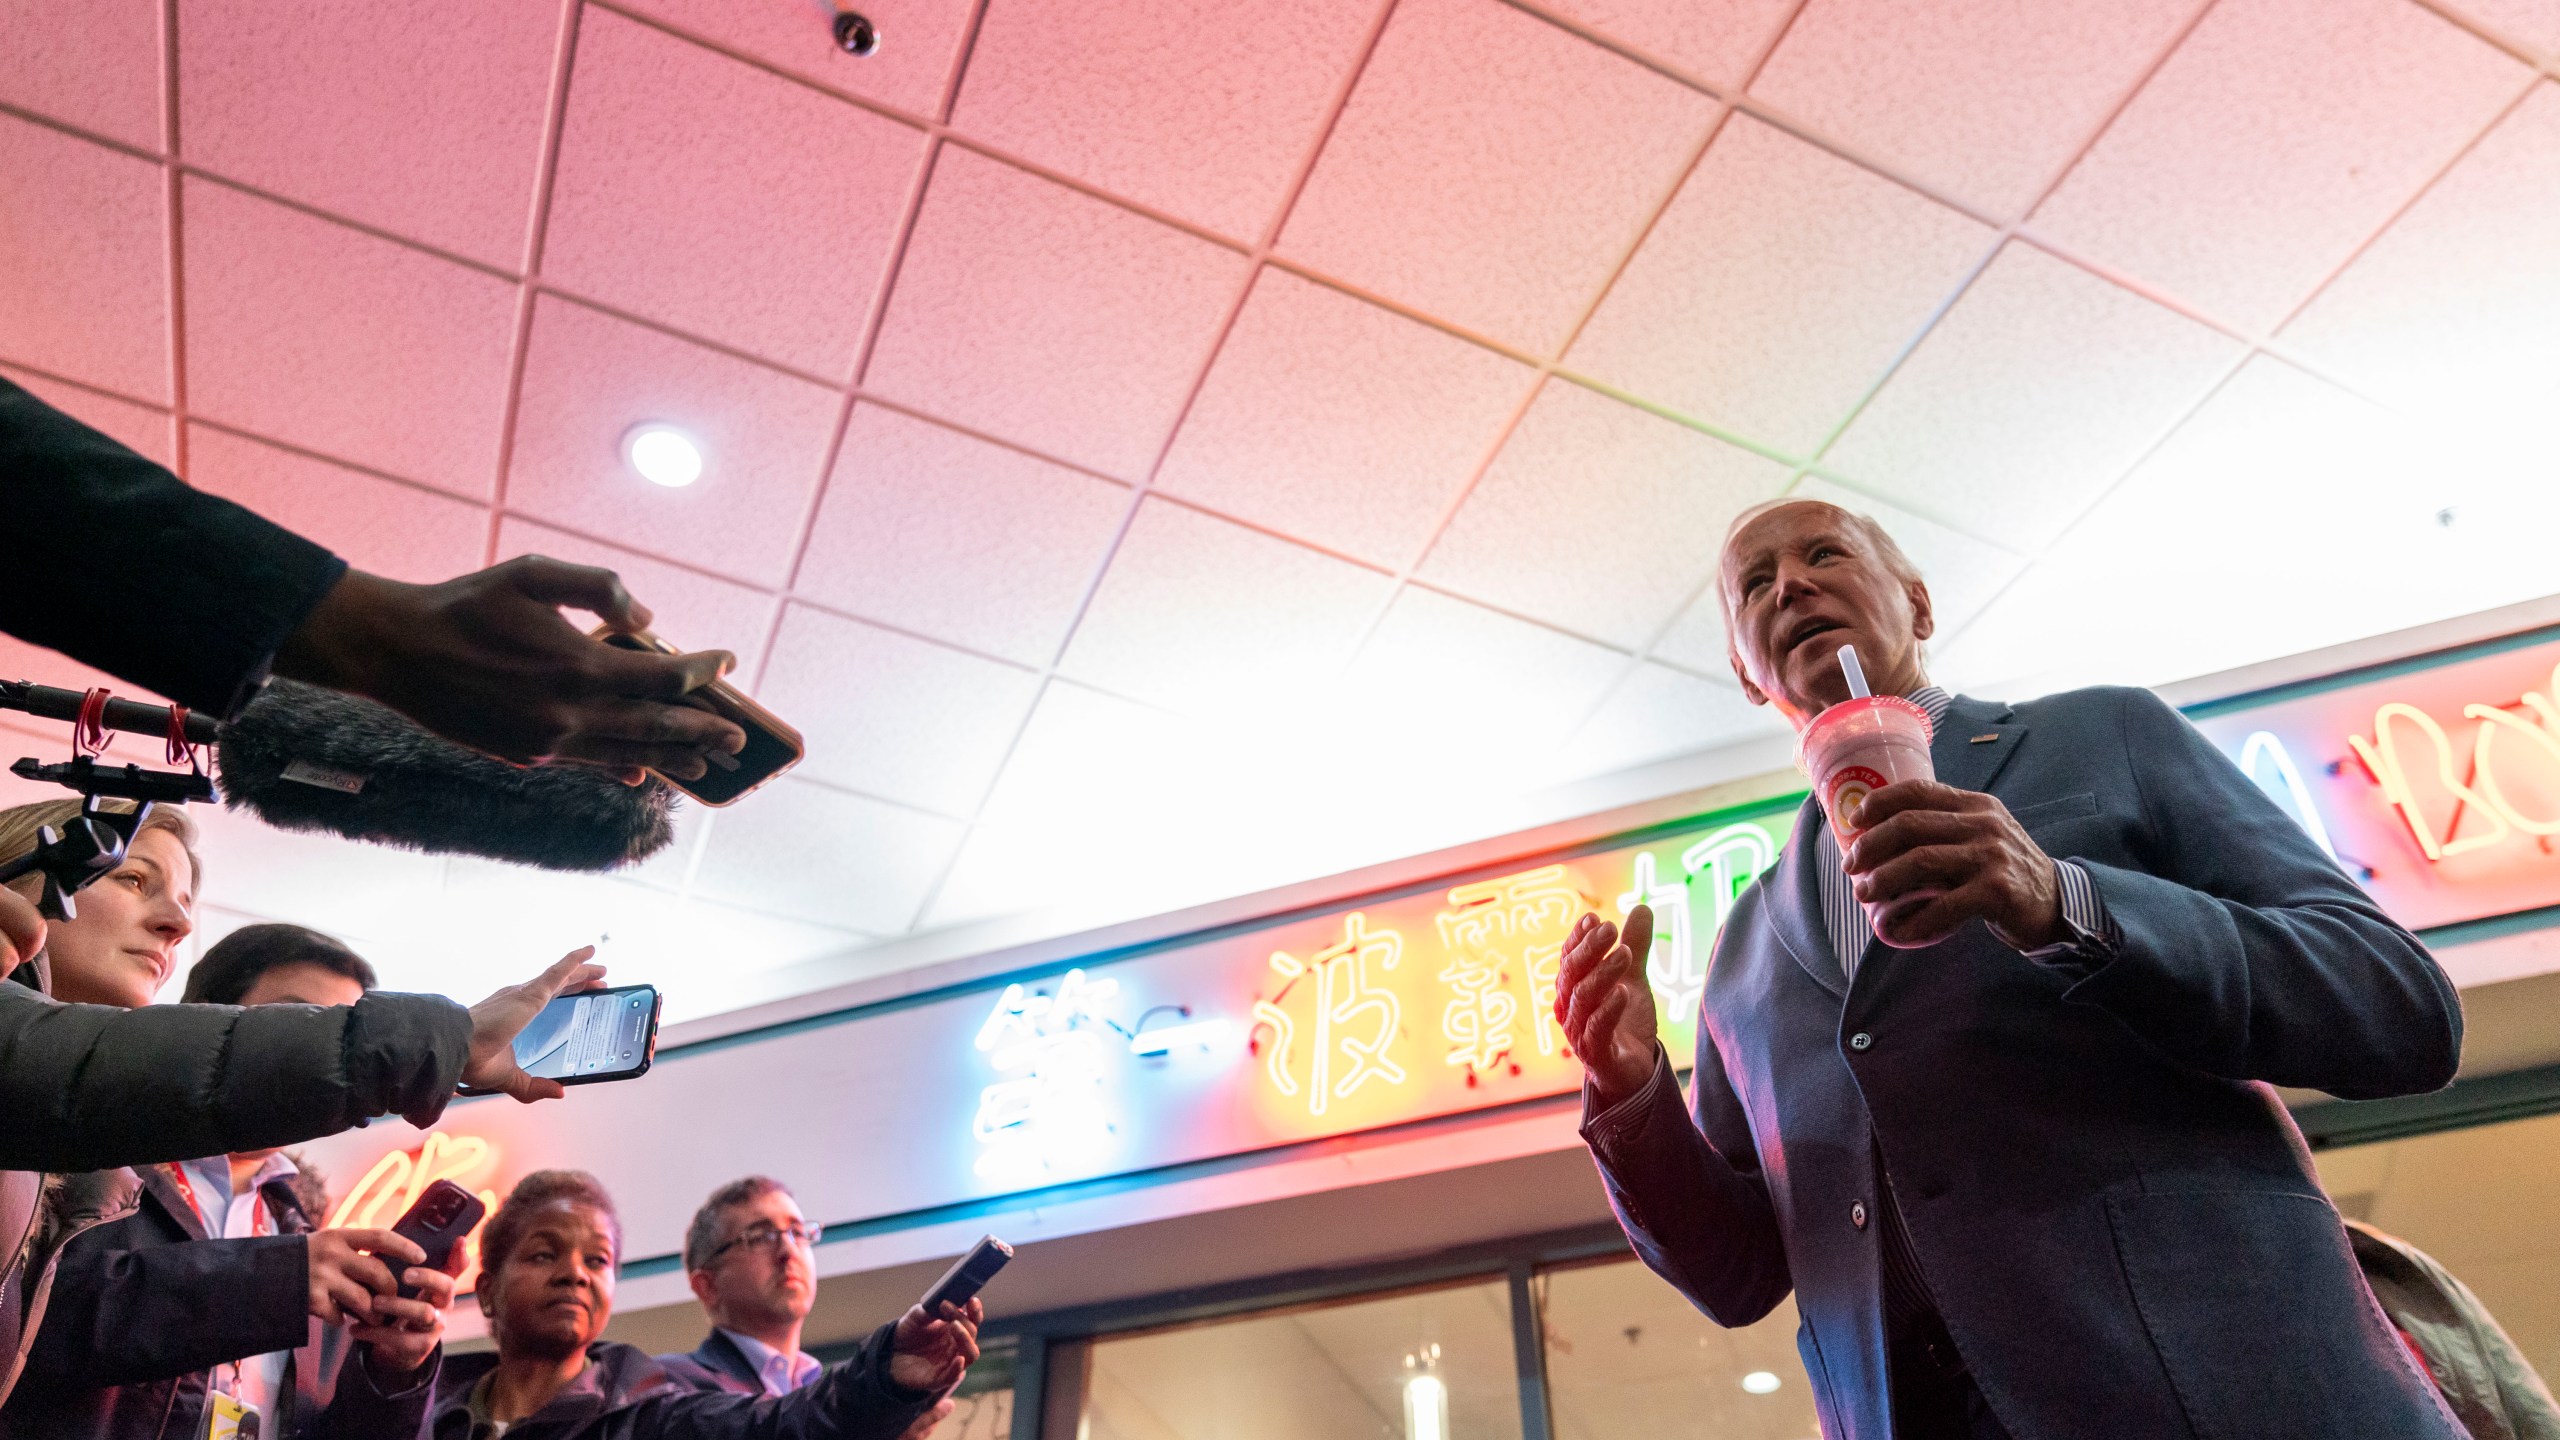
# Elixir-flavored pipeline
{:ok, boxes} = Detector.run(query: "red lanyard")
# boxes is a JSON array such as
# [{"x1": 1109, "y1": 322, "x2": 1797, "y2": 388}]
[{"x1": 165, "y1": 1164, "x2": 272, "y2": 1238}]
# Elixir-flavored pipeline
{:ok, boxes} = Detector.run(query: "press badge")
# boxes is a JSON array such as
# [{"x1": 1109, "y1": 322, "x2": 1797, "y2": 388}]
[{"x1": 204, "y1": 1392, "x2": 260, "y2": 1440}]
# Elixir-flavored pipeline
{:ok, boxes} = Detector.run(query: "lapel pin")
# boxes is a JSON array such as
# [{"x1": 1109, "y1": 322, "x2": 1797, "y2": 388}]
[{"x1": 1970, "y1": 733, "x2": 2000, "y2": 744}]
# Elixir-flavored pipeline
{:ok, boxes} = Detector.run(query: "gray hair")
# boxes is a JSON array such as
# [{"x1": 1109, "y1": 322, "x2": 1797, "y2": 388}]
[{"x1": 1717, "y1": 498, "x2": 1925, "y2": 623}]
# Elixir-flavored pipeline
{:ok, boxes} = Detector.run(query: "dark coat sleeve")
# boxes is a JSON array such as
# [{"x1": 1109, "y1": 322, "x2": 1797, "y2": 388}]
[
  {"x1": 0, "y1": 375, "x2": 347, "y2": 716},
  {"x1": 19, "y1": 1225, "x2": 309, "y2": 1389},
  {"x1": 0, "y1": 983, "x2": 473, "y2": 1171},
  {"x1": 1579, "y1": 1034, "x2": 1792, "y2": 1327},
  {"x1": 2067, "y1": 688, "x2": 2463, "y2": 1100},
  {"x1": 311, "y1": 1346, "x2": 441, "y2": 1440},
  {"x1": 631, "y1": 1323, "x2": 939, "y2": 1440}
]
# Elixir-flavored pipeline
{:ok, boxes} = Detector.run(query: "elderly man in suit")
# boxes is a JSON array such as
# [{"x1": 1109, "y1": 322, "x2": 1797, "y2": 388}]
[{"x1": 1557, "y1": 498, "x2": 2467, "y2": 1440}]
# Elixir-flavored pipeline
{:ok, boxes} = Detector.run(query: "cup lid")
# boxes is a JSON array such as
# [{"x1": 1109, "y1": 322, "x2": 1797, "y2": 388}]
[{"x1": 1794, "y1": 693, "x2": 1934, "y2": 772}]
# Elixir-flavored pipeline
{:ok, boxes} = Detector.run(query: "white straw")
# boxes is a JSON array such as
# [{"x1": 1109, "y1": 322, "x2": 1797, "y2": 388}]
[{"x1": 1838, "y1": 643, "x2": 1871, "y2": 699}]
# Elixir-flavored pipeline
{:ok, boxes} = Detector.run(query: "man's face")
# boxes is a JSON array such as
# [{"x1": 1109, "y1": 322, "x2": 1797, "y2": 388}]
[
  {"x1": 694, "y1": 1189, "x2": 816, "y2": 1334},
  {"x1": 1721, "y1": 502, "x2": 1933, "y2": 725},
  {"x1": 482, "y1": 1199, "x2": 617, "y2": 1361}
]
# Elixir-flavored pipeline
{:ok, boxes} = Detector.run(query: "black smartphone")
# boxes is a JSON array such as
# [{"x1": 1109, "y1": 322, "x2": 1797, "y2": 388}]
[
  {"x1": 594, "y1": 628, "x2": 804, "y2": 806},
  {"x1": 511, "y1": 983, "x2": 662, "y2": 1085},
  {"x1": 920, "y1": 1234, "x2": 1013, "y2": 1313},
  {"x1": 388, "y1": 1179, "x2": 487, "y2": 1300}
]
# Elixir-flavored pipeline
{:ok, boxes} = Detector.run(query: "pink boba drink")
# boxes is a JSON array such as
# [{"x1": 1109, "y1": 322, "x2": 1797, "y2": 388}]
[{"x1": 1798, "y1": 692, "x2": 1937, "y2": 946}]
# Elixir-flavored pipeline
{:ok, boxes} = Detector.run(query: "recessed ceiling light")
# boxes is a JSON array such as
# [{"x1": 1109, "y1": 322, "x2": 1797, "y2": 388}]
[
  {"x1": 623, "y1": 423, "x2": 703, "y2": 488},
  {"x1": 1741, "y1": 1370, "x2": 1782, "y2": 1395}
]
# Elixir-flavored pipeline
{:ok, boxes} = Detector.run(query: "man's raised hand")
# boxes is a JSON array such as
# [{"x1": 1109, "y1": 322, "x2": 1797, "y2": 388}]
[{"x1": 1555, "y1": 906, "x2": 1660, "y2": 1107}]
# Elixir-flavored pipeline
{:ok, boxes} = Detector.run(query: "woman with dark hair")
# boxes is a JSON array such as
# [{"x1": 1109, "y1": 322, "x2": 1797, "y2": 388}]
[{"x1": 434, "y1": 1171, "x2": 979, "y2": 1440}]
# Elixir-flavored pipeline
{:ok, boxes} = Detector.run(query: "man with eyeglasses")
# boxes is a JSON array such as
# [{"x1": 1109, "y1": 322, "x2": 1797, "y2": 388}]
[{"x1": 658, "y1": 1178, "x2": 958, "y2": 1436}]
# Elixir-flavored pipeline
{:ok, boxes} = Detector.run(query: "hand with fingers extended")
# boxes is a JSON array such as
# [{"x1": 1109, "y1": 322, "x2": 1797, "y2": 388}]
[
  {"x1": 1842, "y1": 779, "x2": 2062, "y2": 951},
  {"x1": 1554, "y1": 906, "x2": 1662, "y2": 1108},
  {"x1": 272, "y1": 555, "x2": 747, "y2": 783},
  {"x1": 460, "y1": 946, "x2": 610, "y2": 1103},
  {"x1": 888, "y1": 1298, "x2": 984, "y2": 1396},
  {"x1": 351, "y1": 1240, "x2": 463, "y2": 1380}
]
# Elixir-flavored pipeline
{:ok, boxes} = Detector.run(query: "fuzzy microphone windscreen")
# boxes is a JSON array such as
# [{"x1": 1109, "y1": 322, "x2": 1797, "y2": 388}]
[{"x1": 216, "y1": 679, "x2": 676, "y2": 871}]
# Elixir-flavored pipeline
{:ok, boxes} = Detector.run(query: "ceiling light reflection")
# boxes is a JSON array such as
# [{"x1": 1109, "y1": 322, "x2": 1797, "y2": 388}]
[{"x1": 623, "y1": 423, "x2": 703, "y2": 488}]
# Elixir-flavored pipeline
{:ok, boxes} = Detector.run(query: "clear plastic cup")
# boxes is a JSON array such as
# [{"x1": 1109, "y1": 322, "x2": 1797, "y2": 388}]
[{"x1": 1798, "y1": 694, "x2": 1937, "y2": 946}]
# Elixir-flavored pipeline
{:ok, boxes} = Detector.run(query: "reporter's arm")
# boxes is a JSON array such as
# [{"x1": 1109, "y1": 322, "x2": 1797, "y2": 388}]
[
  {"x1": 17, "y1": 1226, "x2": 309, "y2": 1390},
  {"x1": 0, "y1": 983, "x2": 469, "y2": 1172},
  {"x1": 0, "y1": 377, "x2": 344, "y2": 717}
]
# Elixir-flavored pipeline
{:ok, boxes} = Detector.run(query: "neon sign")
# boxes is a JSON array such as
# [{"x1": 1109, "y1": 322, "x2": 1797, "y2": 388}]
[
  {"x1": 328, "y1": 1130, "x2": 502, "y2": 1292},
  {"x1": 2346, "y1": 661, "x2": 2560, "y2": 862},
  {"x1": 958, "y1": 805, "x2": 1797, "y2": 1188}
]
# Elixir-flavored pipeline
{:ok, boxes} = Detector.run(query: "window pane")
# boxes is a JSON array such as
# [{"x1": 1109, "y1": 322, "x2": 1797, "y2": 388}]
[
  {"x1": 1538, "y1": 1258, "x2": 1820, "y2": 1439},
  {"x1": 1080, "y1": 1278, "x2": 1524, "y2": 1440}
]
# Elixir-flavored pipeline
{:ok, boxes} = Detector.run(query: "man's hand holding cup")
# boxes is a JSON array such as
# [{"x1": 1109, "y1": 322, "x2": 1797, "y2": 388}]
[{"x1": 1842, "y1": 781, "x2": 2064, "y2": 951}]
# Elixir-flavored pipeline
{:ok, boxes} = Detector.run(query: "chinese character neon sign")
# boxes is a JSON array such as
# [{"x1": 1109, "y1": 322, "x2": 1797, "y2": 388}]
[
  {"x1": 1619, "y1": 824, "x2": 1778, "y2": 1024},
  {"x1": 1254, "y1": 912, "x2": 1409, "y2": 1117},
  {"x1": 2347, "y1": 662, "x2": 2560, "y2": 862},
  {"x1": 971, "y1": 969, "x2": 1122, "y2": 1182}
]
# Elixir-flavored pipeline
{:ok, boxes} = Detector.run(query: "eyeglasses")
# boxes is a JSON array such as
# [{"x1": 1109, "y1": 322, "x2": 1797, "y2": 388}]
[{"x1": 708, "y1": 1220, "x2": 821, "y2": 1264}]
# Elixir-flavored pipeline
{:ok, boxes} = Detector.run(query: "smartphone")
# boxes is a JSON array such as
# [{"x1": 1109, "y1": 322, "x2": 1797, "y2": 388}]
[
  {"x1": 510, "y1": 982, "x2": 662, "y2": 1085},
  {"x1": 592, "y1": 626, "x2": 804, "y2": 805},
  {"x1": 388, "y1": 1179, "x2": 487, "y2": 1300},
  {"x1": 920, "y1": 1234, "x2": 1013, "y2": 1313}
]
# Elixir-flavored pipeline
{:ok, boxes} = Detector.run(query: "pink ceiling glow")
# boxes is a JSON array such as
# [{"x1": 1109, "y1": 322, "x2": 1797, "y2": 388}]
[{"x1": 4, "y1": 0, "x2": 2558, "y2": 1016}]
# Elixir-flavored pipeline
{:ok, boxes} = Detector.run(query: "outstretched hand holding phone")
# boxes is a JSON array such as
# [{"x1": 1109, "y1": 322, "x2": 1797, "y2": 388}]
[{"x1": 460, "y1": 947, "x2": 611, "y2": 1102}]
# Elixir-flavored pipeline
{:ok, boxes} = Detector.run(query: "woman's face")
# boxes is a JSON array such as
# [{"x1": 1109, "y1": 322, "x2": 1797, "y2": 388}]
[
  {"x1": 482, "y1": 1199, "x2": 618, "y2": 1361},
  {"x1": 44, "y1": 826, "x2": 195, "y2": 1009}
]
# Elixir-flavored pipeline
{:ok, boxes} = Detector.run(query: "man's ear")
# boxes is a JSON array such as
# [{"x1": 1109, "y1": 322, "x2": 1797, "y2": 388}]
[
  {"x1": 1729, "y1": 647, "x2": 1770, "y2": 706},
  {"x1": 1907, "y1": 580, "x2": 1935, "y2": 643},
  {"x1": 687, "y1": 1268, "x2": 721, "y2": 1315}
]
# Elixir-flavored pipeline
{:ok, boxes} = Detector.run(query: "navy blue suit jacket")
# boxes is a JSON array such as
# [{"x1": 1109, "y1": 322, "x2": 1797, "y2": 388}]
[
  {"x1": 655, "y1": 1331, "x2": 763, "y2": 1398},
  {"x1": 1585, "y1": 687, "x2": 2466, "y2": 1440}
]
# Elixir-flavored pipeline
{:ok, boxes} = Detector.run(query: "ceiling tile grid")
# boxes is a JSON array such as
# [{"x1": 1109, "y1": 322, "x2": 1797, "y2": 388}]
[
  {"x1": 3, "y1": 0, "x2": 2553, "y2": 1012},
  {"x1": 1277, "y1": 0, "x2": 1720, "y2": 354},
  {"x1": 542, "y1": 7, "x2": 928, "y2": 378},
  {"x1": 175, "y1": 0, "x2": 562, "y2": 271}
]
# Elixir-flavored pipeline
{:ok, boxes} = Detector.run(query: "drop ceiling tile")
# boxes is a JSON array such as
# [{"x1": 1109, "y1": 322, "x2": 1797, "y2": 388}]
[
  {"x1": 1560, "y1": 663, "x2": 1783, "y2": 780},
  {"x1": 1419, "y1": 380, "x2": 1789, "y2": 648},
  {"x1": 1534, "y1": 0, "x2": 1796, "y2": 86},
  {"x1": 1567, "y1": 114, "x2": 1991, "y2": 457},
  {"x1": 1788, "y1": 477, "x2": 2025, "y2": 647},
  {"x1": 1931, "y1": 356, "x2": 2512, "y2": 695},
  {"x1": 688, "y1": 776, "x2": 963, "y2": 932},
  {"x1": 0, "y1": 0, "x2": 161, "y2": 150},
  {"x1": 1, "y1": 366, "x2": 171, "y2": 465},
  {"x1": 1155, "y1": 269, "x2": 1534, "y2": 570},
  {"x1": 1822, "y1": 242, "x2": 2241, "y2": 552},
  {"x1": 1338, "y1": 586, "x2": 1631, "y2": 774},
  {"x1": 1652, "y1": 586, "x2": 1737, "y2": 679},
  {"x1": 1278, "y1": 0, "x2": 1718, "y2": 355},
  {"x1": 756, "y1": 602, "x2": 1042, "y2": 816},
  {"x1": 506, "y1": 296, "x2": 841, "y2": 586},
  {"x1": 611, "y1": 0, "x2": 972, "y2": 118},
  {"x1": 495, "y1": 517, "x2": 778, "y2": 676},
  {"x1": 1059, "y1": 498, "x2": 1396, "y2": 715},
  {"x1": 865, "y1": 148, "x2": 1251, "y2": 479},
  {"x1": 952, "y1": 0, "x2": 1375, "y2": 240},
  {"x1": 178, "y1": 0, "x2": 557, "y2": 270},
  {"x1": 183, "y1": 180, "x2": 516, "y2": 498},
  {"x1": 0, "y1": 116, "x2": 167, "y2": 401},
  {"x1": 0, "y1": 636, "x2": 127, "y2": 701},
  {"x1": 795, "y1": 403, "x2": 1129, "y2": 667},
  {"x1": 2030, "y1": 0, "x2": 2528, "y2": 331},
  {"x1": 2281, "y1": 82, "x2": 2560, "y2": 431},
  {"x1": 183, "y1": 424, "x2": 486, "y2": 585},
  {"x1": 1749, "y1": 0, "x2": 2200, "y2": 219},
  {"x1": 544, "y1": 10, "x2": 926, "y2": 378},
  {"x1": 2436, "y1": 0, "x2": 2560, "y2": 53},
  {"x1": 185, "y1": 803, "x2": 449, "y2": 957}
]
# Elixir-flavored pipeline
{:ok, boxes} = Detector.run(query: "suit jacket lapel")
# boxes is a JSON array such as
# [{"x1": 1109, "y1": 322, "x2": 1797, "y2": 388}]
[
  {"x1": 703, "y1": 1330, "x2": 762, "y2": 1392},
  {"x1": 1768, "y1": 796, "x2": 1846, "y2": 1000},
  {"x1": 1931, "y1": 694, "x2": 2025, "y2": 797}
]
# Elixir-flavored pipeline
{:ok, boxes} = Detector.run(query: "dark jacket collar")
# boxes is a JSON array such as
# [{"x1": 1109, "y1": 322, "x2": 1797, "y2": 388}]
[
  {"x1": 434, "y1": 1341, "x2": 675, "y2": 1436},
  {"x1": 693, "y1": 1329, "x2": 763, "y2": 1391}
]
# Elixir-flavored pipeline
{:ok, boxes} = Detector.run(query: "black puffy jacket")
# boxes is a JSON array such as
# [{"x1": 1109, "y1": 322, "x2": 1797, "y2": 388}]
[{"x1": 431, "y1": 1337, "x2": 937, "y2": 1440}]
